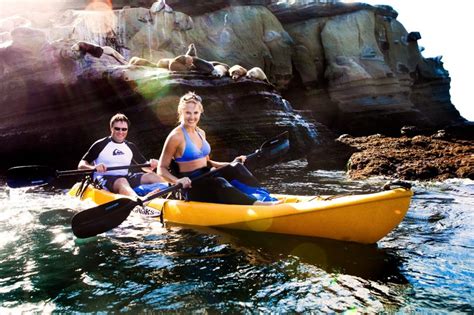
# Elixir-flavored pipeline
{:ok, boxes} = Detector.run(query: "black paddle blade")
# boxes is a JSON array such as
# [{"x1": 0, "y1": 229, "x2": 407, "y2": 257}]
[
  {"x1": 7, "y1": 165, "x2": 56, "y2": 188},
  {"x1": 261, "y1": 133, "x2": 290, "y2": 159},
  {"x1": 71, "y1": 198, "x2": 138, "y2": 238},
  {"x1": 257, "y1": 131, "x2": 290, "y2": 163}
]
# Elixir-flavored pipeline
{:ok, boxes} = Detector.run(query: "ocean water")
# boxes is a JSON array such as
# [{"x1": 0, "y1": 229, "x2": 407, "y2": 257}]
[{"x1": 0, "y1": 160, "x2": 472, "y2": 313}]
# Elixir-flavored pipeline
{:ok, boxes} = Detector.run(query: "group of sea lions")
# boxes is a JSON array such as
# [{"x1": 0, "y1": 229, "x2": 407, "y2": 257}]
[{"x1": 72, "y1": 41, "x2": 270, "y2": 84}]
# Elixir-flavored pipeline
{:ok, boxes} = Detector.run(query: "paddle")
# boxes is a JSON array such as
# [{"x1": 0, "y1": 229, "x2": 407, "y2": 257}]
[
  {"x1": 6, "y1": 163, "x2": 151, "y2": 188},
  {"x1": 71, "y1": 131, "x2": 290, "y2": 238}
]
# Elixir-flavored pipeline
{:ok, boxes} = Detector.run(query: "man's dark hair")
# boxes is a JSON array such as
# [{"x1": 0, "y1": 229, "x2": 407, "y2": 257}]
[{"x1": 109, "y1": 113, "x2": 130, "y2": 128}]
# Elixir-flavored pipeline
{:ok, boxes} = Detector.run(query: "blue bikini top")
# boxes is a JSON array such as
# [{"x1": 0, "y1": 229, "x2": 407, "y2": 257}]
[{"x1": 175, "y1": 125, "x2": 211, "y2": 162}]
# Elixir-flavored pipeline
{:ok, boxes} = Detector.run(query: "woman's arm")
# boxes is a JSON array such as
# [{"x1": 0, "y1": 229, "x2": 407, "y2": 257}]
[{"x1": 207, "y1": 155, "x2": 247, "y2": 169}]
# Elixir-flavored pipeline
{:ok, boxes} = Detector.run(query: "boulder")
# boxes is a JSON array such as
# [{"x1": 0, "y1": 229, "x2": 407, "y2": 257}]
[{"x1": 338, "y1": 133, "x2": 474, "y2": 181}]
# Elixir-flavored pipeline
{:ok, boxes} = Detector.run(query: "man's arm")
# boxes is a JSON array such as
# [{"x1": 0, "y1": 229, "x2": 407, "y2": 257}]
[
  {"x1": 78, "y1": 159, "x2": 106, "y2": 173},
  {"x1": 78, "y1": 137, "x2": 109, "y2": 172}
]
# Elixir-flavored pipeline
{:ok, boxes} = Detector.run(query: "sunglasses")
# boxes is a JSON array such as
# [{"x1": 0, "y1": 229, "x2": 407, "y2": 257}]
[
  {"x1": 113, "y1": 127, "x2": 128, "y2": 132},
  {"x1": 182, "y1": 93, "x2": 202, "y2": 103}
]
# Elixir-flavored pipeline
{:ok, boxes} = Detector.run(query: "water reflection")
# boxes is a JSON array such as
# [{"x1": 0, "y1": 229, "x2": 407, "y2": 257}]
[
  {"x1": 0, "y1": 164, "x2": 473, "y2": 312},
  {"x1": 207, "y1": 227, "x2": 407, "y2": 283}
]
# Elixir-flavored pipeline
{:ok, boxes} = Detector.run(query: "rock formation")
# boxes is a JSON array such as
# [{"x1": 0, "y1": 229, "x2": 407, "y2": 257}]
[
  {"x1": 272, "y1": 2, "x2": 464, "y2": 135},
  {"x1": 0, "y1": 1, "x2": 469, "y2": 174},
  {"x1": 0, "y1": 28, "x2": 316, "y2": 170},
  {"x1": 337, "y1": 131, "x2": 474, "y2": 181}
]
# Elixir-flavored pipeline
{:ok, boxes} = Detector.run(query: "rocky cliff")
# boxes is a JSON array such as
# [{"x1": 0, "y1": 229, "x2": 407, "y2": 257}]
[{"x1": 0, "y1": 0, "x2": 467, "y2": 171}]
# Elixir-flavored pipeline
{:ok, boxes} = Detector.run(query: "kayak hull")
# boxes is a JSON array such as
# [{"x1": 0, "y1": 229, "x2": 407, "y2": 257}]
[{"x1": 69, "y1": 184, "x2": 413, "y2": 244}]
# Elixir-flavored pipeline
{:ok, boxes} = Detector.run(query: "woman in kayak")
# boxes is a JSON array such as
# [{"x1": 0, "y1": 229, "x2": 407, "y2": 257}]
[{"x1": 158, "y1": 91, "x2": 281, "y2": 205}]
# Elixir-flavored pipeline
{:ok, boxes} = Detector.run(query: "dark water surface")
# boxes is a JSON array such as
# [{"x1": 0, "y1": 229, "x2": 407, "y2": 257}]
[{"x1": 0, "y1": 160, "x2": 473, "y2": 313}]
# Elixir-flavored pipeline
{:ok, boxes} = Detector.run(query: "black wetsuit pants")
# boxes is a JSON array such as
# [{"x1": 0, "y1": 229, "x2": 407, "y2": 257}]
[{"x1": 180, "y1": 163, "x2": 259, "y2": 205}]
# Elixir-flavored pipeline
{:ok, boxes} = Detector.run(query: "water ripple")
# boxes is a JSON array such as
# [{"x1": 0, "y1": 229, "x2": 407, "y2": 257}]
[{"x1": 0, "y1": 167, "x2": 473, "y2": 312}]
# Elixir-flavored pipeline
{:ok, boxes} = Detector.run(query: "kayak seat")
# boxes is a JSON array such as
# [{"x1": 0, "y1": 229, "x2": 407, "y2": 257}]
[
  {"x1": 229, "y1": 179, "x2": 278, "y2": 202},
  {"x1": 133, "y1": 182, "x2": 170, "y2": 197}
]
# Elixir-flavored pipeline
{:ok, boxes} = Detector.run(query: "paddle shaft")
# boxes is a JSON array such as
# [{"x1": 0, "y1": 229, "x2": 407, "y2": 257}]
[{"x1": 57, "y1": 163, "x2": 151, "y2": 177}]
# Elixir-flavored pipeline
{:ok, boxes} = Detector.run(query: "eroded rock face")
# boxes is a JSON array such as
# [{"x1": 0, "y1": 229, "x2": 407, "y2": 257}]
[
  {"x1": 337, "y1": 133, "x2": 474, "y2": 181},
  {"x1": 0, "y1": 2, "x2": 468, "y2": 173},
  {"x1": 0, "y1": 32, "x2": 317, "y2": 170},
  {"x1": 273, "y1": 2, "x2": 464, "y2": 136},
  {"x1": 43, "y1": 5, "x2": 293, "y2": 89}
]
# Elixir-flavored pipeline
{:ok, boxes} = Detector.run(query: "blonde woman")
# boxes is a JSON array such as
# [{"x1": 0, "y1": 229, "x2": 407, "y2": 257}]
[{"x1": 158, "y1": 92, "x2": 281, "y2": 205}]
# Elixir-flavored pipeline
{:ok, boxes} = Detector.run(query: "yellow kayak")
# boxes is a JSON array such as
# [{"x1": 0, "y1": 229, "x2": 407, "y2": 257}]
[{"x1": 69, "y1": 182, "x2": 413, "y2": 244}]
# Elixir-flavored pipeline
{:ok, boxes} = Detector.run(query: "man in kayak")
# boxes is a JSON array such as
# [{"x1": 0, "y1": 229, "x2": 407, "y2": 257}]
[
  {"x1": 78, "y1": 113, "x2": 166, "y2": 198},
  {"x1": 157, "y1": 91, "x2": 282, "y2": 205}
]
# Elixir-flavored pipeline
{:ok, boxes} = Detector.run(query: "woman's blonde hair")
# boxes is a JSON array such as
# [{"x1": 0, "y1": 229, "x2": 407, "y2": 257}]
[{"x1": 177, "y1": 92, "x2": 204, "y2": 123}]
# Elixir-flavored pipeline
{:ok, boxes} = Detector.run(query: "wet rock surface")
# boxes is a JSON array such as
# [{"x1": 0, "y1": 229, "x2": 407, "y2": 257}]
[
  {"x1": 0, "y1": 68, "x2": 318, "y2": 170},
  {"x1": 338, "y1": 129, "x2": 474, "y2": 181}
]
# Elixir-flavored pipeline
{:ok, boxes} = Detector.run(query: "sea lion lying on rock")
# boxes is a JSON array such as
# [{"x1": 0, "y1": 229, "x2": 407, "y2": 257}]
[
  {"x1": 167, "y1": 55, "x2": 215, "y2": 74},
  {"x1": 126, "y1": 42, "x2": 218, "y2": 75},
  {"x1": 102, "y1": 46, "x2": 127, "y2": 65},
  {"x1": 131, "y1": 56, "x2": 173, "y2": 69},
  {"x1": 72, "y1": 41, "x2": 127, "y2": 64},
  {"x1": 71, "y1": 42, "x2": 104, "y2": 58},
  {"x1": 209, "y1": 61, "x2": 229, "y2": 77},
  {"x1": 71, "y1": 41, "x2": 103, "y2": 58},
  {"x1": 246, "y1": 66, "x2": 270, "y2": 84},
  {"x1": 129, "y1": 56, "x2": 158, "y2": 67},
  {"x1": 212, "y1": 63, "x2": 229, "y2": 78},
  {"x1": 165, "y1": 43, "x2": 215, "y2": 74},
  {"x1": 192, "y1": 57, "x2": 215, "y2": 74},
  {"x1": 182, "y1": 43, "x2": 214, "y2": 74},
  {"x1": 156, "y1": 58, "x2": 172, "y2": 69},
  {"x1": 229, "y1": 65, "x2": 247, "y2": 80},
  {"x1": 168, "y1": 55, "x2": 193, "y2": 71}
]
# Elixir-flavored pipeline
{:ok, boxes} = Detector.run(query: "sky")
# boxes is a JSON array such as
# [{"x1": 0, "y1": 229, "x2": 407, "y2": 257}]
[{"x1": 345, "y1": 0, "x2": 473, "y2": 121}]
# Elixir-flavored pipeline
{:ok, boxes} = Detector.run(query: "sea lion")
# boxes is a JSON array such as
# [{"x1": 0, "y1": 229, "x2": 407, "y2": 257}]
[
  {"x1": 185, "y1": 43, "x2": 197, "y2": 57},
  {"x1": 168, "y1": 55, "x2": 193, "y2": 71},
  {"x1": 212, "y1": 64, "x2": 229, "y2": 78},
  {"x1": 229, "y1": 65, "x2": 247, "y2": 80},
  {"x1": 246, "y1": 67, "x2": 270, "y2": 83},
  {"x1": 191, "y1": 57, "x2": 215, "y2": 74},
  {"x1": 156, "y1": 58, "x2": 172, "y2": 69},
  {"x1": 71, "y1": 41, "x2": 103, "y2": 58},
  {"x1": 102, "y1": 46, "x2": 127, "y2": 65},
  {"x1": 129, "y1": 56, "x2": 158, "y2": 67}
]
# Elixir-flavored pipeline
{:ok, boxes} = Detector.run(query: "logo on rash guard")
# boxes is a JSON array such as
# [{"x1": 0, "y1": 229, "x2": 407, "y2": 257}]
[{"x1": 113, "y1": 149, "x2": 125, "y2": 156}]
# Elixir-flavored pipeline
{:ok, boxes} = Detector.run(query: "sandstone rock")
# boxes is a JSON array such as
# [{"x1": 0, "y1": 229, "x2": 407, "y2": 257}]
[
  {"x1": 0, "y1": 35, "x2": 318, "y2": 170},
  {"x1": 0, "y1": 2, "x2": 469, "y2": 175},
  {"x1": 278, "y1": 3, "x2": 465, "y2": 135}
]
